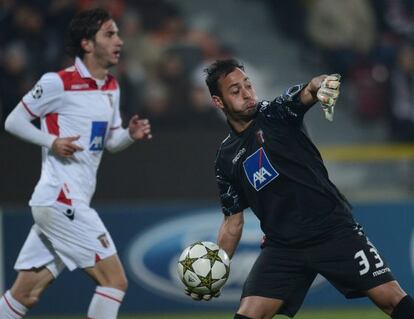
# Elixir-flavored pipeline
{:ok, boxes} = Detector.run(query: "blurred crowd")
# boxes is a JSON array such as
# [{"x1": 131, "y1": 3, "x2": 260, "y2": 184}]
[
  {"x1": 1, "y1": 0, "x2": 414, "y2": 141},
  {"x1": 0, "y1": 0, "x2": 228, "y2": 132},
  {"x1": 262, "y1": 0, "x2": 414, "y2": 142}
]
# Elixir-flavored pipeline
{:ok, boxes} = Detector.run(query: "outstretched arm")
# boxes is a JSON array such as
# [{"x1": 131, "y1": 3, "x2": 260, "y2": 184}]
[
  {"x1": 300, "y1": 75, "x2": 326, "y2": 106},
  {"x1": 300, "y1": 74, "x2": 340, "y2": 106},
  {"x1": 217, "y1": 212, "x2": 244, "y2": 259},
  {"x1": 299, "y1": 74, "x2": 341, "y2": 121},
  {"x1": 267, "y1": 74, "x2": 341, "y2": 123}
]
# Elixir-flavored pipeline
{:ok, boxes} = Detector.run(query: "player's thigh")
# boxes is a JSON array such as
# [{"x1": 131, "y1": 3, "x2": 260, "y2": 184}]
[
  {"x1": 83, "y1": 254, "x2": 128, "y2": 291},
  {"x1": 366, "y1": 280, "x2": 407, "y2": 315},
  {"x1": 12, "y1": 225, "x2": 65, "y2": 305},
  {"x1": 32, "y1": 204, "x2": 117, "y2": 271},
  {"x1": 238, "y1": 296, "x2": 284, "y2": 319},
  {"x1": 11, "y1": 268, "x2": 55, "y2": 306},
  {"x1": 15, "y1": 224, "x2": 66, "y2": 277},
  {"x1": 241, "y1": 246, "x2": 315, "y2": 318},
  {"x1": 312, "y1": 230, "x2": 395, "y2": 299}
]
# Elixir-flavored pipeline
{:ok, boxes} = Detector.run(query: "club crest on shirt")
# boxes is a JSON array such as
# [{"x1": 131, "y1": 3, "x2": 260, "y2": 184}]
[
  {"x1": 90, "y1": 121, "x2": 108, "y2": 151},
  {"x1": 98, "y1": 233, "x2": 110, "y2": 248},
  {"x1": 256, "y1": 129, "x2": 265, "y2": 144},
  {"x1": 243, "y1": 147, "x2": 279, "y2": 191},
  {"x1": 31, "y1": 84, "x2": 43, "y2": 99},
  {"x1": 258, "y1": 100, "x2": 270, "y2": 112}
]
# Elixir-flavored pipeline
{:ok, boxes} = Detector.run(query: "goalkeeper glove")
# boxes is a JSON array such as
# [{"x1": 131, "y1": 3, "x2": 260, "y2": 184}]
[{"x1": 317, "y1": 74, "x2": 341, "y2": 121}]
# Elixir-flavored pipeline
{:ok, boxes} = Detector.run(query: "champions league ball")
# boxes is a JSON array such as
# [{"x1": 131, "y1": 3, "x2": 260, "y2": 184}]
[{"x1": 177, "y1": 241, "x2": 230, "y2": 295}]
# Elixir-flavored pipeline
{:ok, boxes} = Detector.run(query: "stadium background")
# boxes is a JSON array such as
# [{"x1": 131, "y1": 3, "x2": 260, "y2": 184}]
[{"x1": 1, "y1": 0, "x2": 414, "y2": 318}]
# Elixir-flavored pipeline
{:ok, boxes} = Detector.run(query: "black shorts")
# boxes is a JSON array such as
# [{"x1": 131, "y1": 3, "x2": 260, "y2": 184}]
[{"x1": 241, "y1": 230, "x2": 395, "y2": 318}]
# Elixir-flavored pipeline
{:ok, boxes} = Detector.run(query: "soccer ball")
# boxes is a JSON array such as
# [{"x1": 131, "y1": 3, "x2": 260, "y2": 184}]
[{"x1": 177, "y1": 241, "x2": 230, "y2": 295}]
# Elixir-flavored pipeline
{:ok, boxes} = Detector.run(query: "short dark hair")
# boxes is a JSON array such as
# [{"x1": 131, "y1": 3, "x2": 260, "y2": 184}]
[
  {"x1": 204, "y1": 59, "x2": 244, "y2": 97},
  {"x1": 65, "y1": 8, "x2": 112, "y2": 58}
]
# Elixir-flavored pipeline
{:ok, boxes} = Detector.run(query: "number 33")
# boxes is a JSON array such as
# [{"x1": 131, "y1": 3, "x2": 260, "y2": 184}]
[{"x1": 354, "y1": 246, "x2": 384, "y2": 275}]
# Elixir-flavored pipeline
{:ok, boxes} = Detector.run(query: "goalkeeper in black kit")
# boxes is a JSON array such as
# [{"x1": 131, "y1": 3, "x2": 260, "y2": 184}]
[{"x1": 184, "y1": 58, "x2": 414, "y2": 319}]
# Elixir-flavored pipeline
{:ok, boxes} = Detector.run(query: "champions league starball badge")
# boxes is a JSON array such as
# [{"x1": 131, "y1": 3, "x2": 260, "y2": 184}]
[{"x1": 31, "y1": 84, "x2": 43, "y2": 99}]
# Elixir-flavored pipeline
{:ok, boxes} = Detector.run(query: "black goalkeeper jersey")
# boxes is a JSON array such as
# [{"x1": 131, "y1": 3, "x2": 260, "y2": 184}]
[{"x1": 215, "y1": 84, "x2": 357, "y2": 248}]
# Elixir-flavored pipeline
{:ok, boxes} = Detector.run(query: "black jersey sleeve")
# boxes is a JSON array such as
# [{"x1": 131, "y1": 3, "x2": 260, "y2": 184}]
[
  {"x1": 260, "y1": 84, "x2": 315, "y2": 123},
  {"x1": 215, "y1": 164, "x2": 248, "y2": 216}
]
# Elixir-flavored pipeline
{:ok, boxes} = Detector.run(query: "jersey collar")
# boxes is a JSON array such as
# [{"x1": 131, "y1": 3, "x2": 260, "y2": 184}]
[
  {"x1": 228, "y1": 109, "x2": 259, "y2": 137},
  {"x1": 74, "y1": 57, "x2": 92, "y2": 79},
  {"x1": 74, "y1": 57, "x2": 114, "y2": 90}
]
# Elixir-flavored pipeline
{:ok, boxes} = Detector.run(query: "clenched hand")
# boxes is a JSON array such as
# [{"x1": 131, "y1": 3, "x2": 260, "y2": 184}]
[{"x1": 128, "y1": 115, "x2": 152, "y2": 140}]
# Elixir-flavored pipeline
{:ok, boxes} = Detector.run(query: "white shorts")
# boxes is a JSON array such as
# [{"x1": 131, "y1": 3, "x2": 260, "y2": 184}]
[{"x1": 14, "y1": 203, "x2": 117, "y2": 278}]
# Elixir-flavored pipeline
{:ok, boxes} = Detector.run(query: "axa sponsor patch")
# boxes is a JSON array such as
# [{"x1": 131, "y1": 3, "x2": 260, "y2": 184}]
[
  {"x1": 90, "y1": 121, "x2": 108, "y2": 151},
  {"x1": 243, "y1": 147, "x2": 279, "y2": 191}
]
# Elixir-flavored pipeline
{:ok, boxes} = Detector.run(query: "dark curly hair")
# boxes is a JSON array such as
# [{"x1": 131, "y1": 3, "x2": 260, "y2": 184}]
[
  {"x1": 65, "y1": 8, "x2": 112, "y2": 58},
  {"x1": 204, "y1": 58, "x2": 244, "y2": 97}
]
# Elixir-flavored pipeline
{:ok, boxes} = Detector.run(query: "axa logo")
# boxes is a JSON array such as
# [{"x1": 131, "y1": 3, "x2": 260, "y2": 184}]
[
  {"x1": 253, "y1": 167, "x2": 272, "y2": 185},
  {"x1": 243, "y1": 147, "x2": 279, "y2": 191},
  {"x1": 90, "y1": 136, "x2": 104, "y2": 150},
  {"x1": 90, "y1": 121, "x2": 108, "y2": 151}
]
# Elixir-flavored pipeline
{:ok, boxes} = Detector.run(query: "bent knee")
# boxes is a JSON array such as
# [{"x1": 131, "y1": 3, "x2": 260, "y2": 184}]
[
  {"x1": 107, "y1": 276, "x2": 128, "y2": 292},
  {"x1": 117, "y1": 276, "x2": 128, "y2": 292},
  {"x1": 238, "y1": 296, "x2": 283, "y2": 319},
  {"x1": 238, "y1": 309, "x2": 274, "y2": 319}
]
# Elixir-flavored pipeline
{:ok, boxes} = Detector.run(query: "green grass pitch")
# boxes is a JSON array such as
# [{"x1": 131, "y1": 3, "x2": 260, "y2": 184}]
[{"x1": 26, "y1": 307, "x2": 388, "y2": 319}]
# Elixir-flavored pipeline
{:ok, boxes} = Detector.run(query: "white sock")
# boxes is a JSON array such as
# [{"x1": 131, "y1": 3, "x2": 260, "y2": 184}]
[
  {"x1": 87, "y1": 286, "x2": 125, "y2": 319},
  {"x1": 0, "y1": 290, "x2": 28, "y2": 318}
]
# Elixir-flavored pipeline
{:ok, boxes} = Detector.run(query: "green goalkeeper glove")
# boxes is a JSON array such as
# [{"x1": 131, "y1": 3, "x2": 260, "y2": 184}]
[{"x1": 317, "y1": 74, "x2": 341, "y2": 121}]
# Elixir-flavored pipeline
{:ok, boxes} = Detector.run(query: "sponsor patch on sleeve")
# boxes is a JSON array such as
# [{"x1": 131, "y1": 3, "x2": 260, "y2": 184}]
[{"x1": 243, "y1": 147, "x2": 279, "y2": 191}]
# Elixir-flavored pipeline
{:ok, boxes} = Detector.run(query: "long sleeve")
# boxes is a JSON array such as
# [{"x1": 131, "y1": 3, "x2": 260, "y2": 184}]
[
  {"x1": 4, "y1": 103, "x2": 56, "y2": 149},
  {"x1": 105, "y1": 127, "x2": 134, "y2": 153}
]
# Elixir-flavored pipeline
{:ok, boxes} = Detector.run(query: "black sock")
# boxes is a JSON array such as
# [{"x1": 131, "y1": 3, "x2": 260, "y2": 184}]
[
  {"x1": 234, "y1": 314, "x2": 253, "y2": 319},
  {"x1": 391, "y1": 295, "x2": 414, "y2": 319}
]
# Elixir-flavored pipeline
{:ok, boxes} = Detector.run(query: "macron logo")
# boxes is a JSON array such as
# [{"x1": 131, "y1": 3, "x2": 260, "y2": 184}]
[
  {"x1": 71, "y1": 83, "x2": 90, "y2": 90},
  {"x1": 232, "y1": 148, "x2": 246, "y2": 164}
]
